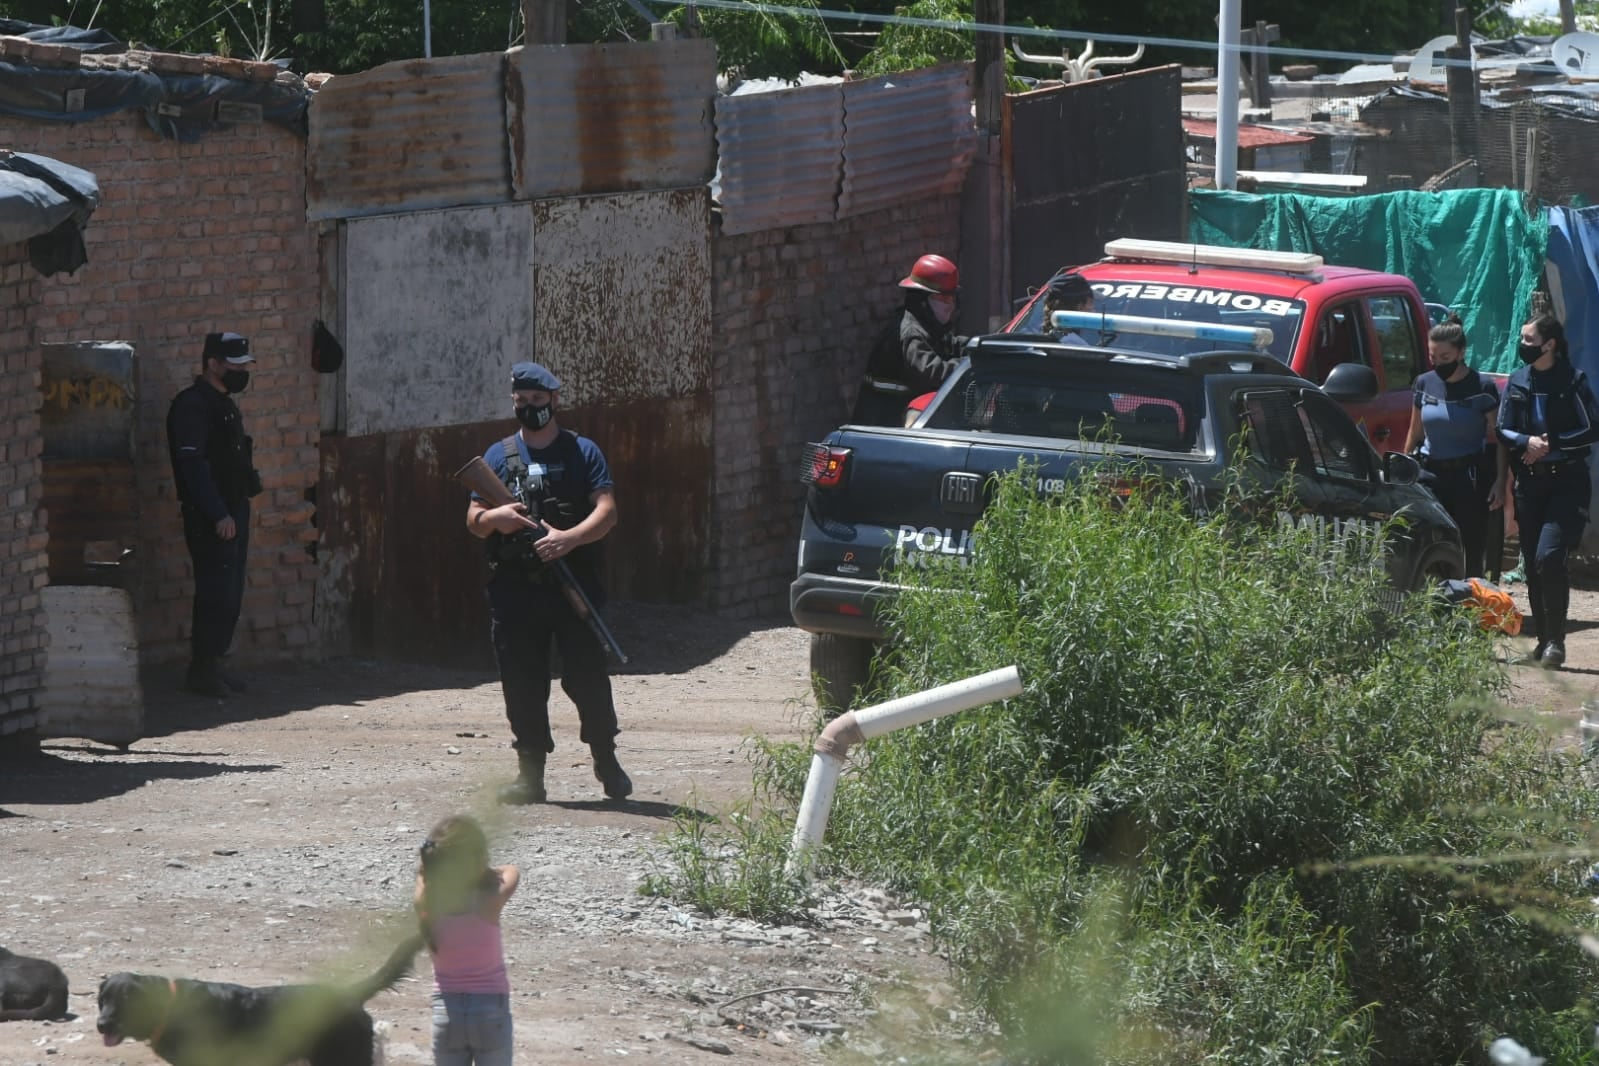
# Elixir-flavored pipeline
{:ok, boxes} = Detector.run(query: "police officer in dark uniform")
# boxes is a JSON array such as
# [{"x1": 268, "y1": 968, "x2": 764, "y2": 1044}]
[
  {"x1": 1494, "y1": 312, "x2": 1599, "y2": 670},
  {"x1": 852, "y1": 253, "x2": 968, "y2": 426},
  {"x1": 466, "y1": 361, "x2": 631, "y2": 804},
  {"x1": 165, "y1": 331, "x2": 261, "y2": 697}
]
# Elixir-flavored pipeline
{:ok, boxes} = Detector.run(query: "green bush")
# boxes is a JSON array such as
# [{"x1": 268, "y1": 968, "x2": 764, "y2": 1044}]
[{"x1": 806, "y1": 464, "x2": 1599, "y2": 1063}]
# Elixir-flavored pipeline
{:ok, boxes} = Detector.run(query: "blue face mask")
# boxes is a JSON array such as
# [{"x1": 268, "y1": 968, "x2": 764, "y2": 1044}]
[{"x1": 516, "y1": 402, "x2": 552, "y2": 430}]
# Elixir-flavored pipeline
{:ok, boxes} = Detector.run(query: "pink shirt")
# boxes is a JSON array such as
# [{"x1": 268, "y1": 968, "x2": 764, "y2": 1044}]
[{"x1": 429, "y1": 912, "x2": 510, "y2": 995}]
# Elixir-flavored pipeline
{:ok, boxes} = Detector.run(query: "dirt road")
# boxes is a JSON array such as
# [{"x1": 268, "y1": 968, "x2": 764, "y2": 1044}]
[
  {"x1": 0, "y1": 606, "x2": 962, "y2": 1066},
  {"x1": 2, "y1": 586, "x2": 1597, "y2": 1066}
]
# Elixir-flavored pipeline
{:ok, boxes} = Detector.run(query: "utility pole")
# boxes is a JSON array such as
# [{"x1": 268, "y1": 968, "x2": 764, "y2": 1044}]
[
  {"x1": 1215, "y1": 0, "x2": 1241, "y2": 189},
  {"x1": 524, "y1": 0, "x2": 567, "y2": 45},
  {"x1": 962, "y1": 0, "x2": 1006, "y2": 332},
  {"x1": 1560, "y1": 0, "x2": 1577, "y2": 35}
]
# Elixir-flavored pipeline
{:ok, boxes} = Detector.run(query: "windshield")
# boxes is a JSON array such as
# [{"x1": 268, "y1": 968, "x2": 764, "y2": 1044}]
[
  {"x1": 1014, "y1": 279, "x2": 1305, "y2": 363},
  {"x1": 924, "y1": 363, "x2": 1206, "y2": 454}
]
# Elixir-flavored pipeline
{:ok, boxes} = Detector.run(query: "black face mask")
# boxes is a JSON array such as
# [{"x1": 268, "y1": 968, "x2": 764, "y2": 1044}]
[
  {"x1": 1433, "y1": 360, "x2": 1459, "y2": 380},
  {"x1": 515, "y1": 402, "x2": 552, "y2": 430},
  {"x1": 1517, "y1": 343, "x2": 1545, "y2": 365},
  {"x1": 221, "y1": 369, "x2": 250, "y2": 394}
]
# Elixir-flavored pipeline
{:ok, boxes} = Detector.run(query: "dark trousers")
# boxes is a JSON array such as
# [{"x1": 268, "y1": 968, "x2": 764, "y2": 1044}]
[
  {"x1": 182, "y1": 500, "x2": 249, "y2": 664},
  {"x1": 488, "y1": 570, "x2": 619, "y2": 756},
  {"x1": 1513, "y1": 462, "x2": 1591, "y2": 645},
  {"x1": 1425, "y1": 461, "x2": 1491, "y2": 578}
]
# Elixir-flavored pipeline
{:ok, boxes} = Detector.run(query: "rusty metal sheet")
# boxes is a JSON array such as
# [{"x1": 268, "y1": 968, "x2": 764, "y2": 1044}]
[
  {"x1": 306, "y1": 52, "x2": 511, "y2": 221},
  {"x1": 318, "y1": 409, "x2": 710, "y2": 669},
  {"x1": 40, "y1": 341, "x2": 134, "y2": 460},
  {"x1": 531, "y1": 188, "x2": 710, "y2": 408},
  {"x1": 508, "y1": 40, "x2": 717, "y2": 200},
  {"x1": 714, "y1": 82, "x2": 843, "y2": 236},
  {"x1": 839, "y1": 62, "x2": 977, "y2": 220},
  {"x1": 1005, "y1": 66, "x2": 1185, "y2": 305},
  {"x1": 342, "y1": 203, "x2": 535, "y2": 436}
]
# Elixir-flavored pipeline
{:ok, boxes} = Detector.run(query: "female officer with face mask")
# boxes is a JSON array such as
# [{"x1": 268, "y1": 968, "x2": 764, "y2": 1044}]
[
  {"x1": 852, "y1": 254, "x2": 968, "y2": 426},
  {"x1": 1494, "y1": 312, "x2": 1599, "y2": 669}
]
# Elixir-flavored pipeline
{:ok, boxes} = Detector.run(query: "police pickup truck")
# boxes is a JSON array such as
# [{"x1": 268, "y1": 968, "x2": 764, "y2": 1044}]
[{"x1": 791, "y1": 311, "x2": 1466, "y2": 710}]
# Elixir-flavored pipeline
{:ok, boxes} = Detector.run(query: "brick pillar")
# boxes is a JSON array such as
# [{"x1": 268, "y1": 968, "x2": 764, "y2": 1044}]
[{"x1": 0, "y1": 244, "x2": 49, "y2": 735}]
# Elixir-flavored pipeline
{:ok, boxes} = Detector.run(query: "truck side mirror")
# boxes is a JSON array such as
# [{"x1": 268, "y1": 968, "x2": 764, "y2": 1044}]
[
  {"x1": 1383, "y1": 450, "x2": 1421, "y2": 486},
  {"x1": 1320, "y1": 362, "x2": 1379, "y2": 404}
]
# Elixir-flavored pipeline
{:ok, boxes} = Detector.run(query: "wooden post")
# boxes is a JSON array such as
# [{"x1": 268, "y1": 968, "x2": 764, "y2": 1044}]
[
  {"x1": 973, "y1": 0, "x2": 1004, "y2": 134},
  {"x1": 964, "y1": 0, "x2": 1006, "y2": 331},
  {"x1": 1445, "y1": 7, "x2": 1477, "y2": 164},
  {"x1": 1241, "y1": 21, "x2": 1279, "y2": 109},
  {"x1": 523, "y1": 0, "x2": 566, "y2": 45}
]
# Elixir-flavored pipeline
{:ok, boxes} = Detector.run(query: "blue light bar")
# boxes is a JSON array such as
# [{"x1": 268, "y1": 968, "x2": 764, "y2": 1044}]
[{"x1": 1049, "y1": 310, "x2": 1274, "y2": 351}]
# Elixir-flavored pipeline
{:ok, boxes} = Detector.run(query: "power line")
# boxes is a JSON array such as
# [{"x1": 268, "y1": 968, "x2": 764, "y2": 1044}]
[{"x1": 658, "y1": 0, "x2": 1488, "y2": 69}]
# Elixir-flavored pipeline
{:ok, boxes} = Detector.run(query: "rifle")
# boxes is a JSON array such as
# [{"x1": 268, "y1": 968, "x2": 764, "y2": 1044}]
[{"x1": 453, "y1": 456, "x2": 630, "y2": 664}]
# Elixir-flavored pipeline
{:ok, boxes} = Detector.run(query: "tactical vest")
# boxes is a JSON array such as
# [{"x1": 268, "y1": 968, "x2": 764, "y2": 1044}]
[{"x1": 485, "y1": 433, "x2": 595, "y2": 568}]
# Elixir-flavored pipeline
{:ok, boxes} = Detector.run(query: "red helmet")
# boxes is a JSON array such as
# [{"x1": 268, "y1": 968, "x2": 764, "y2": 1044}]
[{"x1": 898, "y1": 254, "x2": 960, "y2": 294}]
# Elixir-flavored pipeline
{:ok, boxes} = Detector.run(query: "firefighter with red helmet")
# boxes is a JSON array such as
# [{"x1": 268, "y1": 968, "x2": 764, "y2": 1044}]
[{"x1": 852, "y1": 253, "x2": 968, "y2": 426}]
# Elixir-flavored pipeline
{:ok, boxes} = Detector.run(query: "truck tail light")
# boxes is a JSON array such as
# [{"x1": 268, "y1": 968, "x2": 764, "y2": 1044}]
[{"x1": 800, "y1": 444, "x2": 851, "y2": 488}]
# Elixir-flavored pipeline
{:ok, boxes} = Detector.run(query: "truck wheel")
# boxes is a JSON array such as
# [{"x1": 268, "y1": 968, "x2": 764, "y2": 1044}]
[{"x1": 810, "y1": 634, "x2": 875, "y2": 715}]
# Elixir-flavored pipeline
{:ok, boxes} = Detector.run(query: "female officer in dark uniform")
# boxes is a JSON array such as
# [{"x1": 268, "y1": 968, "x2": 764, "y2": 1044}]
[
  {"x1": 1404, "y1": 315, "x2": 1500, "y2": 578},
  {"x1": 1494, "y1": 313, "x2": 1599, "y2": 669}
]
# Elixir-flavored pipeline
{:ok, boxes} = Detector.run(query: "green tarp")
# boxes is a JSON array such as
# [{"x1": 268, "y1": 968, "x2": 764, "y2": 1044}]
[{"x1": 1189, "y1": 188, "x2": 1549, "y2": 374}]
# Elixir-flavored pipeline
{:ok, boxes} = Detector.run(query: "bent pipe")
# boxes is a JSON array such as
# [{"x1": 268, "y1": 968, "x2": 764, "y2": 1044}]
[{"x1": 785, "y1": 665, "x2": 1024, "y2": 878}]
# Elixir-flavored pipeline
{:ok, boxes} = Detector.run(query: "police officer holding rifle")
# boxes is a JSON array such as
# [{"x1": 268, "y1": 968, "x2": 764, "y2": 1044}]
[{"x1": 462, "y1": 361, "x2": 632, "y2": 804}]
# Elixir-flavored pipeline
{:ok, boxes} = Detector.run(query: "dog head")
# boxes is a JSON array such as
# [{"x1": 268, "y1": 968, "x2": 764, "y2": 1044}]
[{"x1": 97, "y1": 972, "x2": 172, "y2": 1047}]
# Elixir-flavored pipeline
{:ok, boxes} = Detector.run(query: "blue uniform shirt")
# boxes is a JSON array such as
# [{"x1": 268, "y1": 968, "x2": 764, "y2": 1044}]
[
  {"x1": 480, "y1": 429, "x2": 613, "y2": 598},
  {"x1": 1413, "y1": 369, "x2": 1498, "y2": 461}
]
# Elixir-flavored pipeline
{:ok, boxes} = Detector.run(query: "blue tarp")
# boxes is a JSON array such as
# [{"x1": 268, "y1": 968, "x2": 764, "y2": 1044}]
[
  {"x1": 0, "y1": 152, "x2": 100, "y2": 276},
  {"x1": 0, "y1": 19, "x2": 308, "y2": 140},
  {"x1": 1546, "y1": 205, "x2": 1599, "y2": 384}
]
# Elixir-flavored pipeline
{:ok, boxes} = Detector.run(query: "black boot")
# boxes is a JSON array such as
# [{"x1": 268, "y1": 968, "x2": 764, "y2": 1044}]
[
  {"x1": 497, "y1": 751, "x2": 546, "y2": 805},
  {"x1": 591, "y1": 746, "x2": 633, "y2": 800},
  {"x1": 184, "y1": 657, "x2": 230, "y2": 698}
]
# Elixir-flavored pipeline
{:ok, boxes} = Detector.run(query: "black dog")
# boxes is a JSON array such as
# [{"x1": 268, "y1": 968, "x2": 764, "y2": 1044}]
[
  {"x1": 0, "y1": 946, "x2": 69, "y2": 1021},
  {"x1": 96, "y1": 935, "x2": 421, "y2": 1066}
]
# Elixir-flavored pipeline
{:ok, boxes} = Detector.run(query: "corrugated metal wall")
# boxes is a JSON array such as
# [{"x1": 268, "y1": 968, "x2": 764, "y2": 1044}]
[
  {"x1": 306, "y1": 52, "x2": 511, "y2": 221},
  {"x1": 342, "y1": 203, "x2": 534, "y2": 437},
  {"x1": 715, "y1": 83, "x2": 843, "y2": 236},
  {"x1": 712, "y1": 63, "x2": 977, "y2": 236},
  {"x1": 1006, "y1": 65, "x2": 1187, "y2": 303},
  {"x1": 840, "y1": 63, "x2": 977, "y2": 219},
  {"x1": 507, "y1": 40, "x2": 718, "y2": 200}
]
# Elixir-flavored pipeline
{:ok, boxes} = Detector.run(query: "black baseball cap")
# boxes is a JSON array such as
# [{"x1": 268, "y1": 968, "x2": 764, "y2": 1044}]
[{"x1": 202, "y1": 332, "x2": 254, "y2": 365}]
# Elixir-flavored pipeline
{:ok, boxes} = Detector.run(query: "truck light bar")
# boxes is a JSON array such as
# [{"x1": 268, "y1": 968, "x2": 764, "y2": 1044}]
[
  {"x1": 1049, "y1": 310, "x2": 1274, "y2": 351},
  {"x1": 1103, "y1": 238, "x2": 1324, "y2": 275}
]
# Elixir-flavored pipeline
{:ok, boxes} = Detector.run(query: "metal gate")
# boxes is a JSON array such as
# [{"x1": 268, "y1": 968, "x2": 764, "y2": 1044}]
[{"x1": 1006, "y1": 65, "x2": 1187, "y2": 304}]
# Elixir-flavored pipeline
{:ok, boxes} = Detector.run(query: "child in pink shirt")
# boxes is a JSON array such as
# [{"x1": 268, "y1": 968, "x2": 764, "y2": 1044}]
[{"x1": 415, "y1": 815, "x2": 520, "y2": 1066}]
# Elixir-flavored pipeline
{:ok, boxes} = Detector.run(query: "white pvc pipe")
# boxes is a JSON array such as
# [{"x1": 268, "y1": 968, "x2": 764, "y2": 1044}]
[
  {"x1": 786, "y1": 665, "x2": 1023, "y2": 878},
  {"x1": 1215, "y1": 0, "x2": 1241, "y2": 190}
]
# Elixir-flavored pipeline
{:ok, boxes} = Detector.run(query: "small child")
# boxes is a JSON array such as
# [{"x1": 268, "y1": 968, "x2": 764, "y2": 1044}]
[{"x1": 415, "y1": 815, "x2": 520, "y2": 1066}]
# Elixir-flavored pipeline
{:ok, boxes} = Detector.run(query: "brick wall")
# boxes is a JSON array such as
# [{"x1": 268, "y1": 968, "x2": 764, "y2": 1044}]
[
  {"x1": 708, "y1": 194, "x2": 962, "y2": 616},
  {"x1": 1, "y1": 111, "x2": 320, "y2": 666},
  {"x1": 0, "y1": 243, "x2": 48, "y2": 734}
]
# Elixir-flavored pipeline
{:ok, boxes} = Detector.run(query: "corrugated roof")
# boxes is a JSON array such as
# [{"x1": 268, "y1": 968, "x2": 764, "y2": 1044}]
[
  {"x1": 715, "y1": 82, "x2": 843, "y2": 236},
  {"x1": 508, "y1": 40, "x2": 716, "y2": 200},
  {"x1": 306, "y1": 52, "x2": 510, "y2": 221},
  {"x1": 839, "y1": 62, "x2": 976, "y2": 219},
  {"x1": 1182, "y1": 118, "x2": 1316, "y2": 148}
]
